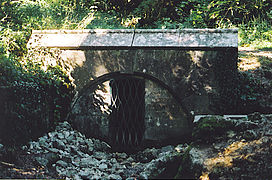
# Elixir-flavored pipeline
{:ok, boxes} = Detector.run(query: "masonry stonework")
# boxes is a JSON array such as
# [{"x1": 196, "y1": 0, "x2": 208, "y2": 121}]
[{"x1": 27, "y1": 29, "x2": 238, "y2": 147}]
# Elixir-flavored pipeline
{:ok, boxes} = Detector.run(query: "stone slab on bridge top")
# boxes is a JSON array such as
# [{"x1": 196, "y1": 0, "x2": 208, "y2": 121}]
[{"x1": 27, "y1": 29, "x2": 238, "y2": 49}]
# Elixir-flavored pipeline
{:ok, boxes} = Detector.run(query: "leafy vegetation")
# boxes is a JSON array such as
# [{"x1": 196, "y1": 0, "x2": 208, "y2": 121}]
[
  {"x1": 192, "y1": 116, "x2": 234, "y2": 142},
  {"x1": 0, "y1": 50, "x2": 73, "y2": 145}
]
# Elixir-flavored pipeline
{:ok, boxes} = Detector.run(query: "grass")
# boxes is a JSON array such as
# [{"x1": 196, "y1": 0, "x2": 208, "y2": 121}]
[{"x1": 238, "y1": 17, "x2": 272, "y2": 50}]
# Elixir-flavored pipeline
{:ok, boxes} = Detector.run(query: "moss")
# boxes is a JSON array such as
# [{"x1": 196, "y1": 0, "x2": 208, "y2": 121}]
[{"x1": 192, "y1": 116, "x2": 235, "y2": 142}]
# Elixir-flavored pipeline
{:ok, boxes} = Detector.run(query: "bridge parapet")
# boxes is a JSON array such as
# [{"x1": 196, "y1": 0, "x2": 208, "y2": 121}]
[{"x1": 28, "y1": 29, "x2": 237, "y2": 49}]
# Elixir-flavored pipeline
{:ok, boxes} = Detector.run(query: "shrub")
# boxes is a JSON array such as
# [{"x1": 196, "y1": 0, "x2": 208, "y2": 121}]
[{"x1": 0, "y1": 42, "x2": 74, "y2": 146}]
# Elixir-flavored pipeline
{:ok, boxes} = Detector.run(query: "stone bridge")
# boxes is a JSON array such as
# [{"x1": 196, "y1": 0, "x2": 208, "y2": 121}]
[{"x1": 28, "y1": 29, "x2": 238, "y2": 150}]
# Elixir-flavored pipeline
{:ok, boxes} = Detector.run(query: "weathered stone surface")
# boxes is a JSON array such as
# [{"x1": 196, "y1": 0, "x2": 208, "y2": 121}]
[
  {"x1": 133, "y1": 29, "x2": 180, "y2": 47},
  {"x1": 27, "y1": 29, "x2": 238, "y2": 49},
  {"x1": 67, "y1": 48, "x2": 237, "y2": 145}
]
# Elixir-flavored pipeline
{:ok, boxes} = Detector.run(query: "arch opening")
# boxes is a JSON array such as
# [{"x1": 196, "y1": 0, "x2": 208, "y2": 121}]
[{"x1": 109, "y1": 76, "x2": 145, "y2": 151}]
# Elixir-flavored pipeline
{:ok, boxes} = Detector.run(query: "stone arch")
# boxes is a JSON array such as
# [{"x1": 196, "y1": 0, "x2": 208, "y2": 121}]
[
  {"x1": 72, "y1": 72, "x2": 190, "y2": 114},
  {"x1": 68, "y1": 71, "x2": 192, "y2": 150}
]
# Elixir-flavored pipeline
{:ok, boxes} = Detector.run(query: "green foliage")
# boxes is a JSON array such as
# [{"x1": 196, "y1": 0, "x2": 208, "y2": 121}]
[
  {"x1": 1, "y1": 0, "x2": 271, "y2": 47},
  {"x1": 192, "y1": 117, "x2": 234, "y2": 142},
  {"x1": 0, "y1": 27, "x2": 28, "y2": 58},
  {"x1": 237, "y1": 67, "x2": 272, "y2": 114},
  {"x1": 0, "y1": 0, "x2": 76, "y2": 146},
  {"x1": 132, "y1": 0, "x2": 180, "y2": 28},
  {"x1": 239, "y1": 18, "x2": 272, "y2": 49},
  {"x1": 0, "y1": 55, "x2": 74, "y2": 145},
  {"x1": 86, "y1": 11, "x2": 123, "y2": 29}
]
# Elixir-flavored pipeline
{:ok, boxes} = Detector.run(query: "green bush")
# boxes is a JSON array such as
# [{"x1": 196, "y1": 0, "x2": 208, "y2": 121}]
[
  {"x1": 239, "y1": 18, "x2": 272, "y2": 49},
  {"x1": 237, "y1": 69, "x2": 272, "y2": 114},
  {"x1": 0, "y1": 55, "x2": 74, "y2": 145},
  {"x1": 0, "y1": 20, "x2": 74, "y2": 146}
]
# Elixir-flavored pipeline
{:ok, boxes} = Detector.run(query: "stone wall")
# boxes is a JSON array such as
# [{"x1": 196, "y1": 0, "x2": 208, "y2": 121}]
[
  {"x1": 63, "y1": 49, "x2": 237, "y2": 114},
  {"x1": 60, "y1": 48, "x2": 237, "y2": 147}
]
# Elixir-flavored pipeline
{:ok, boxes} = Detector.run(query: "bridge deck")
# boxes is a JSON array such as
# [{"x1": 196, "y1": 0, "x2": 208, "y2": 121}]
[{"x1": 27, "y1": 29, "x2": 238, "y2": 49}]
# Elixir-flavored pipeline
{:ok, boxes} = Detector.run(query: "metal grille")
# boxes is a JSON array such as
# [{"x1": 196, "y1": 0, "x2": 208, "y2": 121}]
[{"x1": 109, "y1": 77, "x2": 145, "y2": 151}]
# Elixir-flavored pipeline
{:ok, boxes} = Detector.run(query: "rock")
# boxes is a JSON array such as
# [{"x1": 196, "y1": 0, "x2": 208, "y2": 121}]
[
  {"x1": 248, "y1": 112, "x2": 262, "y2": 122},
  {"x1": 0, "y1": 144, "x2": 4, "y2": 153},
  {"x1": 72, "y1": 159, "x2": 80, "y2": 167},
  {"x1": 93, "y1": 139, "x2": 111, "y2": 152},
  {"x1": 108, "y1": 174, "x2": 122, "y2": 179},
  {"x1": 264, "y1": 129, "x2": 272, "y2": 136},
  {"x1": 118, "y1": 152, "x2": 128, "y2": 159},
  {"x1": 24, "y1": 121, "x2": 196, "y2": 179},
  {"x1": 38, "y1": 137, "x2": 48, "y2": 147},
  {"x1": 110, "y1": 158, "x2": 118, "y2": 164},
  {"x1": 64, "y1": 131, "x2": 70, "y2": 138},
  {"x1": 52, "y1": 139, "x2": 66, "y2": 150},
  {"x1": 55, "y1": 165, "x2": 64, "y2": 174},
  {"x1": 79, "y1": 144, "x2": 88, "y2": 153},
  {"x1": 93, "y1": 151, "x2": 108, "y2": 160},
  {"x1": 126, "y1": 157, "x2": 134, "y2": 163},
  {"x1": 57, "y1": 132, "x2": 65, "y2": 139},
  {"x1": 76, "y1": 136, "x2": 85, "y2": 145},
  {"x1": 48, "y1": 147, "x2": 59, "y2": 153},
  {"x1": 233, "y1": 120, "x2": 259, "y2": 131},
  {"x1": 227, "y1": 130, "x2": 236, "y2": 138},
  {"x1": 136, "y1": 147, "x2": 181, "y2": 179},
  {"x1": 74, "y1": 174, "x2": 81, "y2": 180},
  {"x1": 139, "y1": 172, "x2": 148, "y2": 179},
  {"x1": 21, "y1": 145, "x2": 27, "y2": 151},
  {"x1": 79, "y1": 170, "x2": 90, "y2": 178},
  {"x1": 35, "y1": 157, "x2": 49, "y2": 167},
  {"x1": 161, "y1": 145, "x2": 174, "y2": 153},
  {"x1": 92, "y1": 174, "x2": 101, "y2": 179},
  {"x1": 44, "y1": 152, "x2": 59, "y2": 164},
  {"x1": 86, "y1": 139, "x2": 94, "y2": 153},
  {"x1": 98, "y1": 163, "x2": 108, "y2": 170},
  {"x1": 66, "y1": 134, "x2": 75, "y2": 142},
  {"x1": 188, "y1": 148, "x2": 205, "y2": 172},
  {"x1": 80, "y1": 157, "x2": 99, "y2": 167},
  {"x1": 175, "y1": 144, "x2": 187, "y2": 153},
  {"x1": 193, "y1": 116, "x2": 235, "y2": 141},
  {"x1": 57, "y1": 121, "x2": 72, "y2": 131},
  {"x1": 65, "y1": 167, "x2": 78, "y2": 178},
  {"x1": 242, "y1": 130, "x2": 258, "y2": 140},
  {"x1": 77, "y1": 151, "x2": 87, "y2": 158},
  {"x1": 134, "y1": 148, "x2": 159, "y2": 163},
  {"x1": 56, "y1": 160, "x2": 68, "y2": 168},
  {"x1": 29, "y1": 141, "x2": 41, "y2": 151}
]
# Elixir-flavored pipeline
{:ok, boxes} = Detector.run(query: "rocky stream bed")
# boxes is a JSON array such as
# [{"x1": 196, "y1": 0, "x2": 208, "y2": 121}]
[
  {"x1": 1, "y1": 112, "x2": 272, "y2": 179},
  {"x1": 0, "y1": 120, "x2": 187, "y2": 179}
]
